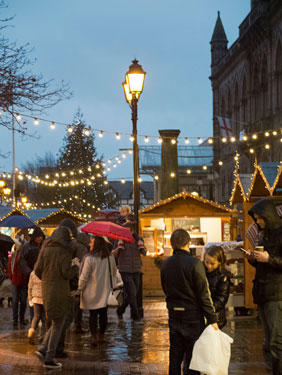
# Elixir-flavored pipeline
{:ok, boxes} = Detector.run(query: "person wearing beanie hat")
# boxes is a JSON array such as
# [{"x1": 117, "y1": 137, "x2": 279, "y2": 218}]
[
  {"x1": 17, "y1": 226, "x2": 45, "y2": 329},
  {"x1": 59, "y1": 219, "x2": 78, "y2": 239}
]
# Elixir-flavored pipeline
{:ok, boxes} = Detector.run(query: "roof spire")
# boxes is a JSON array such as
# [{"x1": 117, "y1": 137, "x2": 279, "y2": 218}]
[{"x1": 211, "y1": 11, "x2": 228, "y2": 43}]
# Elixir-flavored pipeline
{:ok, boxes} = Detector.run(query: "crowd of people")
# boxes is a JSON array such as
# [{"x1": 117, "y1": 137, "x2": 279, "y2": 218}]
[{"x1": 0, "y1": 198, "x2": 282, "y2": 374}]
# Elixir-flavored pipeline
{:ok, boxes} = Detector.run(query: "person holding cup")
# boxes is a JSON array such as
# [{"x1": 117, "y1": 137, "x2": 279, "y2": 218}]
[{"x1": 248, "y1": 198, "x2": 282, "y2": 375}]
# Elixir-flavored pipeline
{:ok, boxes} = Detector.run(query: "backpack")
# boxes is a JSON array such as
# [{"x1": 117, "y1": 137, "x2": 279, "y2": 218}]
[{"x1": 8, "y1": 251, "x2": 27, "y2": 287}]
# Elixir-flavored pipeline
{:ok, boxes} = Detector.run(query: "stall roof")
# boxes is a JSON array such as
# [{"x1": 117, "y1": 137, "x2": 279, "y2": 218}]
[
  {"x1": 24, "y1": 208, "x2": 86, "y2": 226},
  {"x1": 139, "y1": 189, "x2": 233, "y2": 218},
  {"x1": 270, "y1": 163, "x2": 282, "y2": 195},
  {"x1": 230, "y1": 173, "x2": 252, "y2": 205},
  {"x1": 246, "y1": 163, "x2": 275, "y2": 200},
  {"x1": 0, "y1": 207, "x2": 29, "y2": 220}
]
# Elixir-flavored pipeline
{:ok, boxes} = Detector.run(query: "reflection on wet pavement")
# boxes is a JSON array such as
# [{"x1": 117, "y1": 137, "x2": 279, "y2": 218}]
[{"x1": 0, "y1": 299, "x2": 273, "y2": 374}]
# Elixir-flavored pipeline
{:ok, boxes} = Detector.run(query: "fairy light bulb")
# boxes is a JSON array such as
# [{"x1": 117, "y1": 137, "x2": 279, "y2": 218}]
[
  {"x1": 265, "y1": 144, "x2": 270, "y2": 149},
  {"x1": 84, "y1": 128, "x2": 90, "y2": 137},
  {"x1": 122, "y1": 153, "x2": 126, "y2": 158},
  {"x1": 202, "y1": 165, "x2": 207, "y2": 170},
  {"x1": 116, "y1": 133, "x2": 121, "y2": 140},
  {"x1": 130, "y1": 135, "x2": 134, "y2": 142},
  {"x1": 208, "y1": 138, "x2": 213, "y2": 144},
  {"x1": 198, "y1": 137, "x2": 203, "y2": 144},
  {"x1": 138, "y1": 177, "x2": 142, "y2": 182},
  {"x1": 249, "y1": 148, "x2": 254, "y2": 153},
  {"x1": 186, "y1": 169, "x2": 191, "y2": 174},
  {"x1": 230, "y1": 136, "x2": 236, "y2": 143},
  {"x1": 170, "y1": 172, "x2": 175, "y2": 177},
  {"x1": 128, "y1": 150, "x2": 133, "y2": 154},
  {"x1": 67, "y1": 125, "x2": 73, "y2": 133},
  {"x1": 34, "y1": 118, "x2": 39, "y2": 125},
  {"x1": 222, "y1": 137, "x2": 227, "y2": 143},
  {"x1": 50, "y1": 122, "x2": 56, "y2": 130},
  {"x1": 98, "y1": 131, "x2": 104, "y2": 138},
  {"x1": 144, "y1": 136, "x2": 149, "y2": 143},
  {"x1": 265, "y1": 131, "x2": 270, "y2": 137},
  {"x1": 185, "y1": 137, "x2": 190, "y2": 144},
  {"x1": 158, "y1": 137, "x2": 163, "y2": 144},
  {"x1": 273, "y1": 130, "x2": 278, "y2": 136},
  {"x1": 171, "y1": 139, "x2": 176, "y2": 145},
  {"x1": 154, "y1": 175, "x2": 159, "y2": 180},
  {"x1": 218, "y1": 160, "x2": 223, "y2": 166},
  {"x1": 121, "y1": 178, "x2": 125, "y2": 184},
  {"x1": 252, "y1": 134, "x2": 257, "y2": 140},
  {"x1": 16, "y1": 114, "x2": 21, "y2": 121},
  {"x1": 243, "y1": 135, "x2": 248, "y2": 141}
]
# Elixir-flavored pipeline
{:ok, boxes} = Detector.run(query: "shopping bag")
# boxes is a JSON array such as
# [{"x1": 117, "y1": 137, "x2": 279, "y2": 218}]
[
  {"x1": 107, "y1": 290, "x2": 119, "y2": 307},
  {"x1": 113, "y1": 288, "x2": 124, "y2": 306},
  {"x1": 113, "y1": 270, "x2": 124, "y2": 289},
  {"x1": 189, "y1": 325, "x2": 233, "y2": 375}
]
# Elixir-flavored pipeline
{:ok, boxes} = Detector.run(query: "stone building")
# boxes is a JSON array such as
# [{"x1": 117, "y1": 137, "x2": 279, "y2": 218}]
[{"x1": 210, "y1": 0, "x2": 282, "y2": 204}]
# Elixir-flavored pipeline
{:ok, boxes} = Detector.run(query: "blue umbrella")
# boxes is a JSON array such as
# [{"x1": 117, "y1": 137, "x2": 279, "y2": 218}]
[{"x1": 0, "y1": 215, "x2": 36, "y2": 228}]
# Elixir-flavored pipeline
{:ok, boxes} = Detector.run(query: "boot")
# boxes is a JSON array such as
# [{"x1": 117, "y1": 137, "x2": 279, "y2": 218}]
[
  {"x1": 28, "y1": 328, "x2": 35, "y2": 345},
  {"x1": 91, "y1": 333, "x2": 98, "y2": 347},
  {"x1": 98, "y1": 333, "x2": 106, "y2": 343}
]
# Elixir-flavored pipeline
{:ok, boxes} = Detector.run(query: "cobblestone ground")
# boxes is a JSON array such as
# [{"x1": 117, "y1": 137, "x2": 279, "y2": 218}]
[{"x1": 0, "y1": 298, "x2": 272, "y2": 374}]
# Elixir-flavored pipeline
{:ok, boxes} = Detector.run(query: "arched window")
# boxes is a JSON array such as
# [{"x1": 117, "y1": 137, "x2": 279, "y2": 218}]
[
  {"x1": 233, "y1": 83, "x2": 239, "y2": 136},
  {"x1": 261, "y1": 55, "x2": 268, "y2": 120},
  {"x1": 251, "y1": 63, "x2": 260, "y2": 123},
  {"x1": 275, "y1": 40, "x2": 282, "y2": 110},
  {"x1": 241, "y1": 75, "x2": 248, "y2": 124}
]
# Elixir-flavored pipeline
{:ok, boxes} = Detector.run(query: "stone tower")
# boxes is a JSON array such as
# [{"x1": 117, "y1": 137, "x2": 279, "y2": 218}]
[{"x1": 210, "y1": 11, "x2": 228, "y2": 74}]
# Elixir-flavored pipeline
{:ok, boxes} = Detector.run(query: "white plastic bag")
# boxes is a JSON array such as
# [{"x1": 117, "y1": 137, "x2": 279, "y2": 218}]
[{"x1": 189, "y1": 325, "x2": 233, "y2": 375}]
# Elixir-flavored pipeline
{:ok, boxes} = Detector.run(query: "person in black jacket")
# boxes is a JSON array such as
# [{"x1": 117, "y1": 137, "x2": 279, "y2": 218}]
[
  {"x1": 161, "y1": 229, "x2": 218, "y2": 375},
  {"x1": 203, "y1": 246, "x2": 230, "y2": 329},
  {"x1": 247, "y1": 198, "x2": 282, "y2": 375}
]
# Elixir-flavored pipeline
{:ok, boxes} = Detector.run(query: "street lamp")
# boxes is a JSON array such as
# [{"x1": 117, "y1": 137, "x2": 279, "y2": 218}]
[
  {"x1": 122, "y1": 59, "x2": 146, "y2": 234},
  {"x1": 0, "y1": 180, "x2": 11, "y2": 204}
]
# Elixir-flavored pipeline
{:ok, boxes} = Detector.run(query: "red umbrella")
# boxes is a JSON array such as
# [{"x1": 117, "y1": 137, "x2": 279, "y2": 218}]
[{"x1": 81, "y1": 221, "x2": 134, "y2": 242}]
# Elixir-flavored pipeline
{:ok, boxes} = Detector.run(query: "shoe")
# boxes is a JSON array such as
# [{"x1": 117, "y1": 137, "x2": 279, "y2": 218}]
[
  {"x1": 43, "y1": 360, "x2": 62, "y2": 369},
  {"x1": 116, "y1": 311, "x2": 123, "y2": 321},
  {"x1": 55, "y1": 351, "x2": 68, "y2": 358},
  {"x1": 28, "y1": 328, "x2": 35, "y2": 345},
  {"x1": 35, "y1": 350, "x2": 46, "y2": 362},
  {"x1": 98, "y1": 334, "x2": 106, "y2": 343},
  {"x1": 91, "y1": 333, "x2": 98, "y2": 347},
  {"x1": 133, "y1": 319, "x2": 144, "y2": 325}
]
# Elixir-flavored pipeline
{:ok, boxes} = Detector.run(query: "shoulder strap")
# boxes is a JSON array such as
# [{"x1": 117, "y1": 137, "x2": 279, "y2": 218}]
[{"x1": 108, "y1": 256, "x2": 113, "y2": 289}]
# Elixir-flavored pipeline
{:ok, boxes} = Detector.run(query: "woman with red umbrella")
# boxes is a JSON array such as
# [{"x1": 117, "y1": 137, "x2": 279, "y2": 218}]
[{"x1": 77, "y1": 236, "x2": 117, "y2": 346}]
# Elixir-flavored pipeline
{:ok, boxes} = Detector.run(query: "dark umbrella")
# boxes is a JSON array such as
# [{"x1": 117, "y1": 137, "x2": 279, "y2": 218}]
[
  {"x1": 0, "y1": 233, "x2": 15, "y2": 260},
  {"x1": 0, "y1": 215, "x2": 36, "y2": 229},
  {"x1": 81, "y1": 221, "x2": 134, "y2": 242}
]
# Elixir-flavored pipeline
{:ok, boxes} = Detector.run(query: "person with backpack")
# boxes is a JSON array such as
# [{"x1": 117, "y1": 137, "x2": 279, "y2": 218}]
[{"x1": 8, "y1": 238, "x2": 28, "y2": 328}]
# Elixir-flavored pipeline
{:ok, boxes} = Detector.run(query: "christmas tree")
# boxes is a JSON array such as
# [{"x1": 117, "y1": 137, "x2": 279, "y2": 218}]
[{"x1": 56, "y1": 110, "x2": 116, "y2": 217}]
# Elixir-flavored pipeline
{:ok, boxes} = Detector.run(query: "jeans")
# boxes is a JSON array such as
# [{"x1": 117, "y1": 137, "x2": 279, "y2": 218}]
[
  {"x1": 168, "y1": 310, "x2": 205, "y2": 375},
  {"x1": 117, "y1": 272, "x2": 140, "y2": 321},
  {"x1": 39, "y1": 318, "x2": 64, "y2": 362},
  {"x1": 89, "y1": 307, "x2": 108, "y2": 335},
  {"x1": 11, "y1": 284, "x2": 27, "y2": 323},
  {"x1": 259, "y1": 301, "x2": 282, "y2": 375},
  {"x1": 56, "y1": 299, "x2": 75, "y2": 354}
]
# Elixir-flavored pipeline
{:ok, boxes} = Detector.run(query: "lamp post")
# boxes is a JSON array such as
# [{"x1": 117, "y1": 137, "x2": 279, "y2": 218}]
[{"x1": 122, "y1": 59, "x2": 146, "y2": 235}]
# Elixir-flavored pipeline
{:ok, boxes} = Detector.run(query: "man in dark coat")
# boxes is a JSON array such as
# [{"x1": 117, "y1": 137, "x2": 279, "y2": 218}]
[
  {"x1": 161, "y1": 229, "x2": 218, "y2": 375},
  {"x1": 34, "y1": 224, "x2": 78, "y2": 370},
  {"x1": 248, "y1": 198, "x2": 282, "y2": 375}
]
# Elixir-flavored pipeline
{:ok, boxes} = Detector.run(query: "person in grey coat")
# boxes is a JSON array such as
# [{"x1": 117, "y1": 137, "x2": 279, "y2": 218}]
[{"x1": 34, "y1": 225, "x2": 78, "y2": 370}]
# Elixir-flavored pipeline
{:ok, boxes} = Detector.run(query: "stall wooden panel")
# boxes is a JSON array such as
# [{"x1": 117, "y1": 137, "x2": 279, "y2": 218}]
[{"x1": 243, "y1": 202, "x2": 256, "y2": 309}]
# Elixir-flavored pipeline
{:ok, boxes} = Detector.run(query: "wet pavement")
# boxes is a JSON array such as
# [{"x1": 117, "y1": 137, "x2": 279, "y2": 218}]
[{"x1": 0, "y1": 298, "x2": 272, "y2": 374}]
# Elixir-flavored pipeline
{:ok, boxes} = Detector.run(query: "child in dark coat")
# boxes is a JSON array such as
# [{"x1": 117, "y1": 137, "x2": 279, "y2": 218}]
[{"x1": 203, "y1": 245, "x2": 230, "y2": 329}]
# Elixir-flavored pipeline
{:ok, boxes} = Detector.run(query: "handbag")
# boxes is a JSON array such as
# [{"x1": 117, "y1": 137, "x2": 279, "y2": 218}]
[{"x1": 107, "y1": 257, "x2": 120, "y2": 307}]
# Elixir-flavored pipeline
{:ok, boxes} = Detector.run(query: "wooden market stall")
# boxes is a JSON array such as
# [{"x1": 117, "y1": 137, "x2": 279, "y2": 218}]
[
  {"x1": 230, "y1": 162, "x2": 282, "y2": 308},
  {"x1": 24, "y1": 208, "x2": 86, "y2": 236},
  {"x1": 139, "y1": 189, "x2": 237, "y2": 296}
]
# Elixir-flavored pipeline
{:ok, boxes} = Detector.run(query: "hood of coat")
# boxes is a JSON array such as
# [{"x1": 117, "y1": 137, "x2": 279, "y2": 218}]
[
  {"x1": 49, "y1": 226, "x2": 75, "y2": 248},
  {"x1": 77, "y1": 232, "x2": 90, "y2": 247},
  {"x1": 248, "y1": 198, "x2": 282, "y2": 231}
]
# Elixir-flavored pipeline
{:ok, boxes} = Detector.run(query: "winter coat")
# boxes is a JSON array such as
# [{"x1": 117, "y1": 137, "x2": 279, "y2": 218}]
[
  {"x1": 8, "y1": 250, "x2": 27, "y2": 287},
  {"x1": 18, "y1": 240, "x2": 41, "y2": 277},
  {"x1": 34, "y1": 227, "x2": 78, "y2": 321},
  {"x1": 248, "y1": 198, "x2": 282, "y2": 304},
  {"x1": 161, "y1": 248, "x2": 217, "y2": 325},
  {"x1": 205, "y1": 267, "x2": 230, "y2": 328},
  {"x1": 114, "y1": 234, "x2": 146, "y2": 273},
  {"x1": 28, "y1": 270, "x2": 43, "y2": 305},
  {"x1": 78, "y1": 254, "x2": 117, "y2": 310},
  {"x1": 76, "y1": 233, "x2": 90, "y2": 261}
]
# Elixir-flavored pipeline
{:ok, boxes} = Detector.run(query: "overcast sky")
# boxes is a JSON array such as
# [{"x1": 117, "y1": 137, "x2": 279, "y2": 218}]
[{"x1": 1, "y1": 0, "x2": 250, "y2": 180}]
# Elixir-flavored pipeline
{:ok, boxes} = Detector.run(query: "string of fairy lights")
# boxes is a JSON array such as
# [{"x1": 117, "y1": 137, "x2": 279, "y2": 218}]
[{"x1": 4, "y1": 110, "x2": 282, "y2": 146}]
